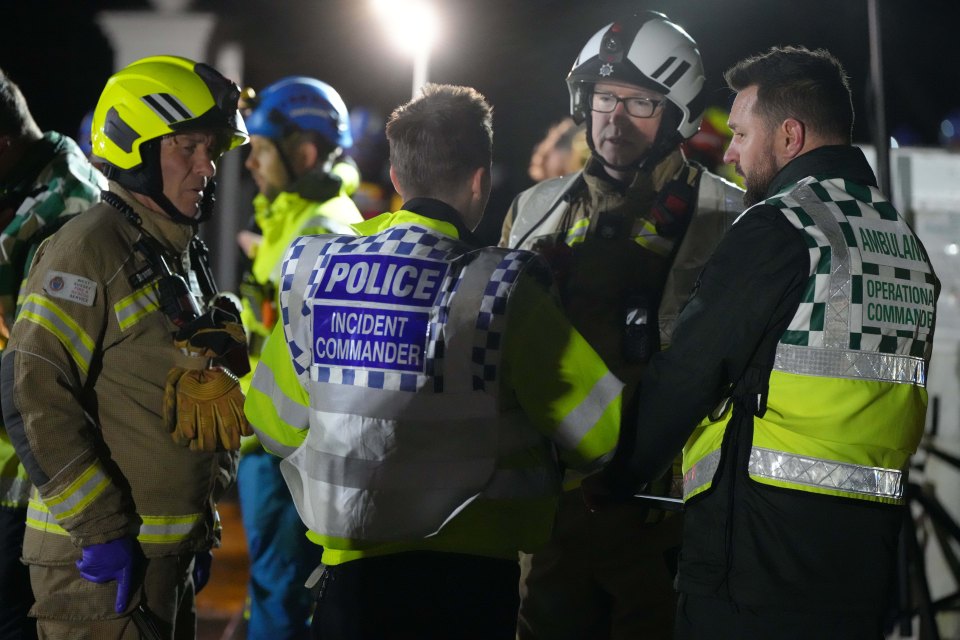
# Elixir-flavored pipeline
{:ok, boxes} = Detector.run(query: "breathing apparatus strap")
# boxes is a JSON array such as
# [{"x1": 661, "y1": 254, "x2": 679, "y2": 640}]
[{"x1": 102, "y1": 190, "x2": 209, "y2": 327}]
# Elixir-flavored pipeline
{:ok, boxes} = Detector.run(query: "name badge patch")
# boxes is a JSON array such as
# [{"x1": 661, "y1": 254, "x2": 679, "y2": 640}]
[
  {"x1": 44, "y1": 270, "x2": 97, "y2": 307},
  {"x1": 311, "y1": 254, "x2": 448, "y2": 373}
]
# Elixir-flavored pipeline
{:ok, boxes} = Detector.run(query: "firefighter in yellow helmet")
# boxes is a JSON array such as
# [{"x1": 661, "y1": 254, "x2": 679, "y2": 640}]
[{"x1": 1, "y1": 55, "x2": 249, "y2": 637}]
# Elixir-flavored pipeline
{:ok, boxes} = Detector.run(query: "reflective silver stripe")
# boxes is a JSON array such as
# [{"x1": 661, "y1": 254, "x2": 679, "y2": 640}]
[
  {"x1": 303, "y1": 215, "x2": 356, "y2": 236},
  {"x1": 253, "y1": 428, "x2": 298, "y2": 459},
  {"x1": 683, "y1": 448, "x2": 721, "y2": 499},
  {"x1": 553, "y1": 370, "x2": 623, "y2": 451},
  {"x1": 27, "y1": 498, "x2": 202, "y2": 543},
  {"x1": 250, "y1": 362, "x2": 311, "y2": 432},
  {"x1": 296, "y1": 447, "x2": 493, "y2": 491},
  {"x1": 114, "y1": 286, "x2": 160, "y2": 331},
  {"x1": 138, "y1": 513, "x2": 202, "y2": 543},
  {"x1": 305, "y1": 410, "x2": 497, "y2": 462},
  {"x1": 43, "y1": 464, "x2": 109, "y2": 519},
  {"x1": 565, "y1": 219, "x2": 589, "y2": 245},
  {"x1": 0, "y1": 476, "x2": 31, "y2": 507},
  {"x1": 481, "y1": 465, "x2": 560, "y2": 500},
  {"x1": 748, "y1": 446, "x2": 903, "y2": 500},
  {"x1": 774, "y1": 343, "x2": 926, "y2": 384},
  {"x1": 141, "y1": 93, "x2": 193, "y2": 124},
  {"x1": 791, "y1": 185, "x2": 851, "y2": 348},
  {"x1": 20, "y1": 296, "x2": 95, "y2": 374},
  {"x1": 309, "y1": 382, "x2": 495, "y2": 422},
  {"x1": 25, "y1": 499, "x2": 70, "y2": 536}
]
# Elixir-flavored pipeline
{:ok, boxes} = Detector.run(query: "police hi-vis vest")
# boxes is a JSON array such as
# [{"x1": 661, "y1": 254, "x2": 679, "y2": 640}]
[
  {"x1": 684, "y1": 176, "x2": 936, "y2": 505},
  {"x1": 274, "y1": 223, "x2": 563, "y2": 547}
]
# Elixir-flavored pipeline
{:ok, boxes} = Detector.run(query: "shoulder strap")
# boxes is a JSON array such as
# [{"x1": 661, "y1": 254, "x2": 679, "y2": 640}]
[
  {"x1": 511, "y1": 173, "x2": 584, "y2": 249},
  {"x1": 650, "y1": 162, "x2": 703, "y2": 240}
]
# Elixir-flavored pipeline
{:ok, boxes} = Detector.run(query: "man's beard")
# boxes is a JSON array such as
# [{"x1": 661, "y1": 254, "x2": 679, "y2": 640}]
[{"x1": 742, "y1": 152, "x2": 779, "y2": 207}]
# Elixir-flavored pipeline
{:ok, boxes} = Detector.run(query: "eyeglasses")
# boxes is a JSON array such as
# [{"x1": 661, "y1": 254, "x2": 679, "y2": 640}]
[{"x1": 591, "y1": 92, "x2": 663, "y2": 118}]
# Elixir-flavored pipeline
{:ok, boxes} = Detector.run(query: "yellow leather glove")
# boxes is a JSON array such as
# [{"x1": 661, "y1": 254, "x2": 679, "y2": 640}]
[{"x1": 163, "y1": 367, "x2": 252, "y2": 451}]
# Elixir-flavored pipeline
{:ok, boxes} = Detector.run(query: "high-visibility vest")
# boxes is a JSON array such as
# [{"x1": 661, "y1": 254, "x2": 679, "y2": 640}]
[
  {"x1": 258, "y1": 218, "x2": 619, "y2": 550},
  {"x1": 684, "y1": 175, "x2": 937, "y2": 505}
]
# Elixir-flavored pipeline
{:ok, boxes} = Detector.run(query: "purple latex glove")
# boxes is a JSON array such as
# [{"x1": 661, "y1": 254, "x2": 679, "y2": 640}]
[
  {"x1": 76, "y1": 536, "x2": 134, "y2": 613},
  {"x1": 193, "y1": 550, "x2": 213, "y2": 593}
]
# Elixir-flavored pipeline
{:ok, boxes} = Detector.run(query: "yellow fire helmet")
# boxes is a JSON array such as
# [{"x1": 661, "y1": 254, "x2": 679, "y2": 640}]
[{"x1": 92, "y1": 54, "x2": 248, "y2": 171}]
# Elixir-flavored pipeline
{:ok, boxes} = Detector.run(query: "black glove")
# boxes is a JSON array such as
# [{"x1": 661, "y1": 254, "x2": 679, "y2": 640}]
[{"x1": 174, "y1": 297, "x2": 250, "y2": 377}]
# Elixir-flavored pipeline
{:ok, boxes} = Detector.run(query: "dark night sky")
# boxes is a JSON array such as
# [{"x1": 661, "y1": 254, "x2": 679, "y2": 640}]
[{"x1": 4, "y1": 0, "x2": 960, "y2": 213}]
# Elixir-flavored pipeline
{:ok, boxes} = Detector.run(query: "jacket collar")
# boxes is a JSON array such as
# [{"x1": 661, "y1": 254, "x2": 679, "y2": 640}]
[
  {"x1": 766, "y1": 145, "x2": 878, "y2": 198},
  {"x1": 582, "y1": 148, "x2": 685, "y2": 200},
  {"x1": 107, "y1": 180, "x2": 196, "y2": 253},
  {"x1": 370, "y1": 197, "x2": 483, "y2": 248}
]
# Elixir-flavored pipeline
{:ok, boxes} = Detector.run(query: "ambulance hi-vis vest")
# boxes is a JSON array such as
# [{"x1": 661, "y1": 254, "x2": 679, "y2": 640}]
[
  {"x1": 273, "y1": 224, "x2": 562, "y2": 547},
  {"x1": 683, "y1": 175, "x2": 936, "y2": 505}
]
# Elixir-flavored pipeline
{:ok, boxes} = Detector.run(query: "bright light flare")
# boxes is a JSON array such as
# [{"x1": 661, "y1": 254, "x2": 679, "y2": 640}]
[{"x1": 372, "y1": 0, "x2": 439, "y2": 57}]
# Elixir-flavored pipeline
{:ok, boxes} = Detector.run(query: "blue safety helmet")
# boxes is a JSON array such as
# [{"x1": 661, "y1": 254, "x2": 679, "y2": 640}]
[
  {"x1": 76, "y1": 109, "x2": 94, "y2": 157},
  {"x1": 244, "y1": 76, "x2": 352, "y2": 149}
]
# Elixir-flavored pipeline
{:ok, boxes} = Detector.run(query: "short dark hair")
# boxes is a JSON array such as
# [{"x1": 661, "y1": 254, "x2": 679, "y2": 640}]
[
  {"x1": 386, "y1": 84, "x2": 493, "y2": 197},
  {"x1": 0, "y1": 68, "x2": 37, "y2": 137},
  {"x1": 724, "y1": 46, "x2": 853, "y2": 143}
]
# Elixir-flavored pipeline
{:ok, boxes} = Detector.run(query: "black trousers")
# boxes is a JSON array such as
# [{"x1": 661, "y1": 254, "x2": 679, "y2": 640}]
[
  {"x1": 311, "y1": 551, "x2": 520, "y2": 640},
  {"x1": 0, "y1": 507, "x2": 36, "y2": 640},
  {"x1": 674, "y1": 593, "x2": 884, "y2": 640}
]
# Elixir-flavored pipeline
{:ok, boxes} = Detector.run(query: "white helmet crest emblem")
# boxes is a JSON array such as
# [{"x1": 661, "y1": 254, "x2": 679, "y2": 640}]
[{"x1": 599, "y1": 63, "x2": 614, "y2": 77}]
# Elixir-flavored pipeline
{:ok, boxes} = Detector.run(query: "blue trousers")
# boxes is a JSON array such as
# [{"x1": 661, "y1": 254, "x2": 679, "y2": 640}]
[
  {"x1": 238, "y1": 450, "x2": 322, "y2": 640},
  {"x1": 0, "y1": 506, "x2": 36, "y2": 640}
]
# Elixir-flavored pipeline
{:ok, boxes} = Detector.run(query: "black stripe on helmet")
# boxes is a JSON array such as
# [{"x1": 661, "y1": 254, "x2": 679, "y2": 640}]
[
  {"x1": 104, "y1": 107, "x2": 139, "y2": 153},
  {"x1": 142, "y1": 94, "x2": 176, "y2": 123},
  {"x1": 663, "y1": 60, "x2": 691, "y2": 88}
]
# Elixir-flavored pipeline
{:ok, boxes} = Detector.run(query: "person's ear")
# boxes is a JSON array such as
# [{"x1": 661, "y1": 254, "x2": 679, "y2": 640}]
[
  {"x1": 470, "y1": 166, "x2": 487, "y2": 204},
  {"x1": 389, "y1": 165, "x2": 404, "y2": 200},
  {"x1": 781, "y1": 118, "x2": 806, "y2": 159},
  {"x1": 296, "y1": 140, "x2": 318, "y2": 174}
]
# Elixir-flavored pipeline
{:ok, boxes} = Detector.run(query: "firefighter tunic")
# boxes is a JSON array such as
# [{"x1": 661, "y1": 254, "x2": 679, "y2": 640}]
[{"x1": 1, "y1": 182, "x2": 236, "y2": 617}]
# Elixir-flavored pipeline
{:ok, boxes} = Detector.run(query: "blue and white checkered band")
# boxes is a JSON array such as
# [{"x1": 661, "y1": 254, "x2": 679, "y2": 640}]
[{"x1": 471, "y1": 250, "x2": 537, "y2": 391}]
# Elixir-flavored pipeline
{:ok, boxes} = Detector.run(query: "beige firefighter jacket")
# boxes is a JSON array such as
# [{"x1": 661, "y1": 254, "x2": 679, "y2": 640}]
[{"x1": 3, "y1": 182, "x2": 236, "y2": 563}]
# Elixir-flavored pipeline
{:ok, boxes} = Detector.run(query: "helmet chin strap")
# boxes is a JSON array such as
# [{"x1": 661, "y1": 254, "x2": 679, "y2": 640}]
[
  {"x1": 584, "y1": 115, "x2": 680, "y2": 176},
  {"x1": 106, "y1": 139, "x2": 209, "y2": 227}
]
